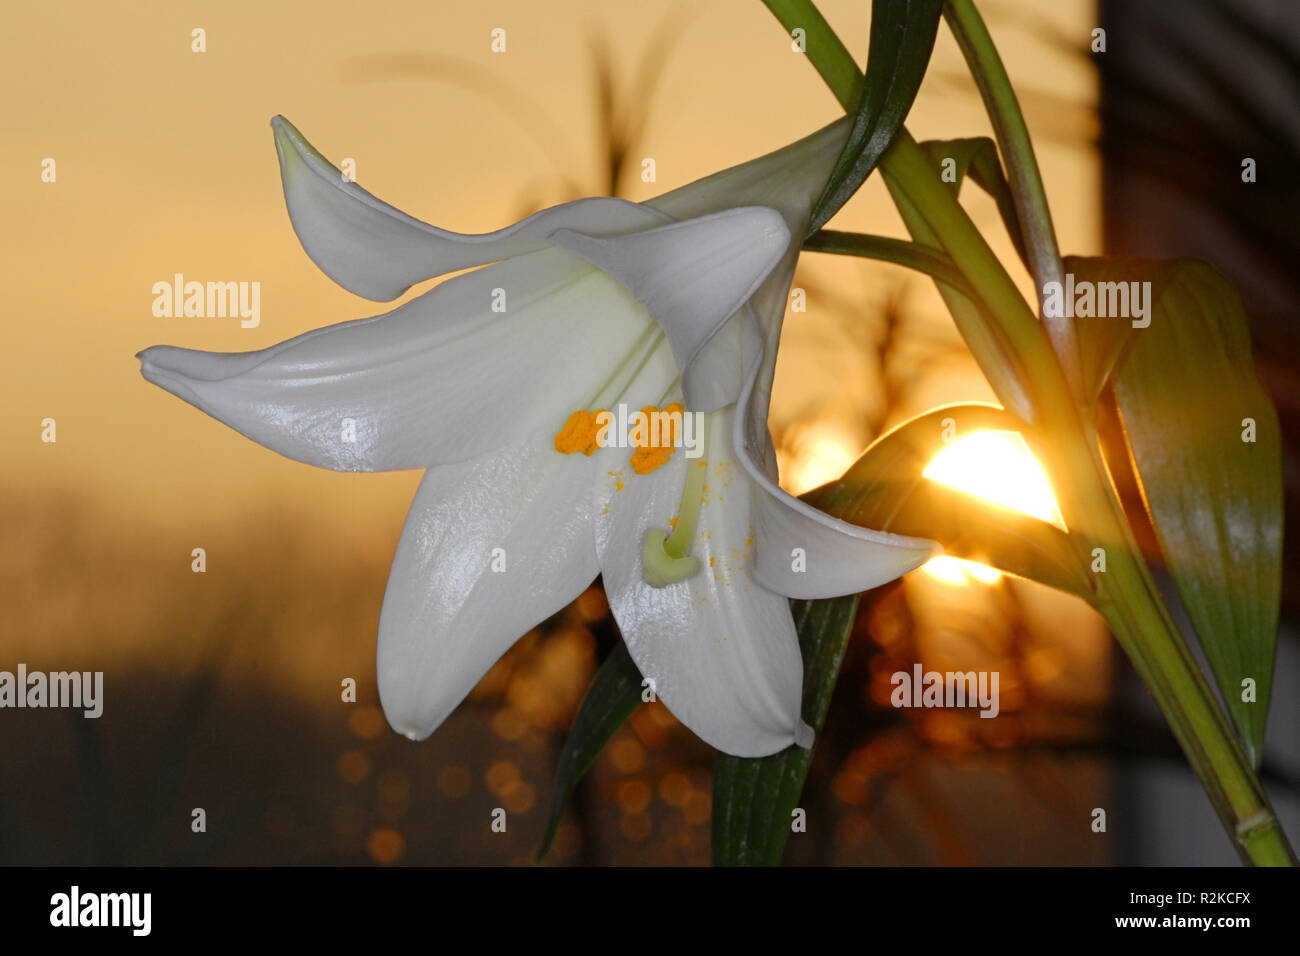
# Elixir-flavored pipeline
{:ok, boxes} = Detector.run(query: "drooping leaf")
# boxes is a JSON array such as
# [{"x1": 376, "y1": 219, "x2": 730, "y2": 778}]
[
  {"x1": 854, "y1": 480, "x2": 1089, "y2": 599},
  {"x1": 919, "y1": 137, "x2": 1027, "y2": 268},
  {"x1": 712, "y1": 404, "x2": 1091, "y2": 865},
  {"x1": 807, "y1": 0, "x2": 946, "y2": 235},
  {"x1": 1111, "y1": 258, "x2": 1282, "y2": 766},
  {"x1": 812, "y1": 404, "x2": 1090, "y2": 598},
  {"x1": 536, "y1": 642, "x2": 643, "y2": 860}
]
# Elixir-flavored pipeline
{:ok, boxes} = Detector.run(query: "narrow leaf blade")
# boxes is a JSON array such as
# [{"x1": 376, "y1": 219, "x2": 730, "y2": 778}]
[
  {"x1": 807, "y1": 0, "x2": 946, "y2": 234},
  {"x1": 816, "y1": 404, "x2": 1090, "y2": 598},
  {"x1": 1112, "y1": 258, "x2": 1282, "y2": 765},
  {"x1": 536, "y1": 642, "x2": 643, "y2": 859}
]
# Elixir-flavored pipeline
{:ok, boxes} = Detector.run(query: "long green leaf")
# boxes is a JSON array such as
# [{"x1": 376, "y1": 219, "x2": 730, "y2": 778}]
[
  {"x1": 806, "y1": 0, "x2": 946, "y2": 235},
  {"x1": 850, "y1": 480, "x2": 1089, "y2": 599},
  {"x1": 536, "y1": 642, "x2": 643, "y2": 860},
  {"x1": 1111, "y1": 258, "x2": 1282, "y2": 766},
  {"x1": 817, "y1": 403, "x2": 1091, "y2": 599}
]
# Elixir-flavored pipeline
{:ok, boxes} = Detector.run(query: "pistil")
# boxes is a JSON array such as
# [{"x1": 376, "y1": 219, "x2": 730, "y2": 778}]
[{"x1": 642, "y1": 418, "x2": 710, "y2": 587}]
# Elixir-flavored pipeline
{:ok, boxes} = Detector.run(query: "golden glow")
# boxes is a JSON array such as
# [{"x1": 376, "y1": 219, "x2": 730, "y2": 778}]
[
  {"x1": 920, "y1": 430, "x2": 1064, "y2": 585},
  {"x1": 922, "y1": 555, "x2": 1003, "y2": 586},
  {"x1": 784, "y1": 426, "x2": 859, "y2": 496},
  {"x1": 923, "y1": 430, "x2": 1063, "y2": 527}
]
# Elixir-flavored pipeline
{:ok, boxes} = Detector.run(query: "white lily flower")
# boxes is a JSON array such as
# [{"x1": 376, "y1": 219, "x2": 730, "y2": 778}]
[{"x1": 138, "y1": 116, "x2": 938, "y2": 757}]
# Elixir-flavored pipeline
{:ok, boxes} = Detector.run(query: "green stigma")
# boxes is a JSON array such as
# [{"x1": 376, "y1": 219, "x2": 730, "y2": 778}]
[{"x1": 641, "y1": 421, "x2": 710, "y2": 588}]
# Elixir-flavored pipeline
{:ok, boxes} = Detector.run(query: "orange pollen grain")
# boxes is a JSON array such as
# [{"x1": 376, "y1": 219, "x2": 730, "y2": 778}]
[
  {"x1": 629, "y1": 446, "x2": 672, "y2": 475},
  {"x1": 553, "y1": 409, "x2": 605, "y2": 457},
  {"x1": 627, "y1": 402, "x2": 685, "y2": 475}
]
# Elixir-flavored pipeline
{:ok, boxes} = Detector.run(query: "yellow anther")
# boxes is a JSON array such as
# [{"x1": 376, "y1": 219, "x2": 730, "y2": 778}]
[{"x1": 553, "y1": 408, "x2": 606, "y2": 456}]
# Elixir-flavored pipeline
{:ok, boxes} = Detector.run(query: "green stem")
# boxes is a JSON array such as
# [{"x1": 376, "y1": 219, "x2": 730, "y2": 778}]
[
  {"x1": 762, "y1": 0, "x2": 1061, "y2": 425},
  {"x1": 936, "y1": 0, "x2": 1289, "y2": 864},
  {"x1": 766, "y1": 0, "x2": 1294, "y2": 865},
  {"x1": 665, "y1": 430, "x2": 710, "y2": 557},
  {"x1": 880, "y1": 131, "x2": 1054, "y2": 402},
  {"x1": 804, "y1": 229, "x2": 975, "y2": 295},
  {"x1": 943, "y1": 0, "x2": 1078, "y2": 394},
  {"x1": 1093, "y1": 510, "x2": 1296, "y2": 865}
]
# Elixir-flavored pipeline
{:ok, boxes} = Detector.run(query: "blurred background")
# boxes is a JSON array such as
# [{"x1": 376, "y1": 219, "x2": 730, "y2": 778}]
[{"x1": 0, "y1": 0, "x2": 1295, "y2": 864}]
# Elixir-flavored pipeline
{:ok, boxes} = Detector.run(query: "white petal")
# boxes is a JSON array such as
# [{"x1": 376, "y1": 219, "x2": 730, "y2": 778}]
[
  {"x1": 682, "y1": 306, "x2": 763, "y2": 412},
  {"x1": 596, "y1": 409, "x2": 809, "y2": 758},
  {"x1": 272, "y1": 116, "x2": 667, "y2": 300},
  {"x1": 549, "y1": 207, "x2": 789, "y2": 413},
  {"x1": 378, "y1": 437, "x2": 600, "y2": 740},
  {"x1": 734, "y1": 345, "x2": 939, "y2": 599},
  {"x1": 139, "y1": 247, "x2": 658, "y2": 471},
  {"x1": 649, "y1": 119, "x2": 940, "y2": 599},
  {"x1": 742, "y1": 250, "x2": 802, "y2": 407},
  {"x1": 639, "y1": 119, "x2": 852, "y2": 414},
  {"x1": 646, "y1": 118, "x2": 850, "y2": 237}
]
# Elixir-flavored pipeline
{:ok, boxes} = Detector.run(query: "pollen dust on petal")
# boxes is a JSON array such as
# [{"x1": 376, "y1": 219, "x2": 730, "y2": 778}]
[
  {"x1": 554, "y1": 409, "x2": 606, "y2": 456},
  {"x1": 628, "y1": 402, "x2": 685, "y2": 475},
  {"x1": 601, "y1": 470, "x2": 624, "y2": 514}
]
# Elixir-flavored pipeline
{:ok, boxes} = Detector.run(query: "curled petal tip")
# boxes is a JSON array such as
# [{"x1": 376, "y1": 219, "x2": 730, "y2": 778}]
[
  {"x1": 135, "y1": 344, "x2": 243, "y2": 382},
  {"x1": 794, "y1": 720, "x2": 815, "y2": 750},
  {"x1": 270, "y1": 117, "x2": 662, "y2": 303}
]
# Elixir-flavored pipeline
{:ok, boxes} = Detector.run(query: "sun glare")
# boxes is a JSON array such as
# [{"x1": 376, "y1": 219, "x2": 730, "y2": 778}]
[
  {"x1": 923, "y1": 555, "x2": 1004, "y2": 586},
  {"x1": 920, "y1": 430, "x2": 1063, "y2": 585},
  {"x1": 782, "y1": 425, "x2": 1061, "y2": 587}
]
